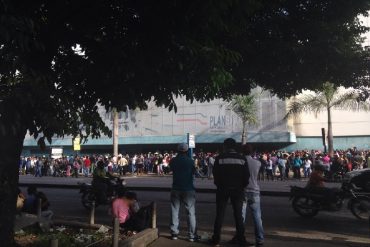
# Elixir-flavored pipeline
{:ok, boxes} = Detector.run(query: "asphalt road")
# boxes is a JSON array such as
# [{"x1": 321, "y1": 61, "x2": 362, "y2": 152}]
[
  {"x1": 18, "y1": 175, "x2": 342, "y2": 192},
  {"x1": 19, "y1": 187, "x2": 369, "y2": 246}
]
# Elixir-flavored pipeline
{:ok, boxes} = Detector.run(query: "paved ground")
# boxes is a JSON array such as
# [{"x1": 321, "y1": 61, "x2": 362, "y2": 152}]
[
  {"x1": 18, "y1": 187, "x2": 370, "y2": 247},
  {"x1": 18, "y1": 174, "x2": 342, "y2": 192}
]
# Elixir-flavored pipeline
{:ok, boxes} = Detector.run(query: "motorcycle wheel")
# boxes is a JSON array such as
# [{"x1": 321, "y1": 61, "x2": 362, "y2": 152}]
[
  {"x1": 292, "y1": 196, "x2": 319, "y2": 218},
  {"x1": 81, "y1": 192, "x2": 99, "y2": 210},
  {"x1": 349, "y1": 196, "x2": 370, "y2": 220}
]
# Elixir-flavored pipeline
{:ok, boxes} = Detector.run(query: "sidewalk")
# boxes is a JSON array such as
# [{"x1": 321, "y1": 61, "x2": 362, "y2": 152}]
[
  {"x1": 150, "y1": 236, "x2": 370, "y2": 247},
  {"x1": 150, "y1": 231, "x2": 370, "y2": 247}
]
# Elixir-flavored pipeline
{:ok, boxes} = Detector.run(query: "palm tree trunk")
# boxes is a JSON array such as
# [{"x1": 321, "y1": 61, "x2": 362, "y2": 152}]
[
  {"x1": 241, "y1": 122, "x2": 247, "y2": 145},
  {"x1": 327, "y1": 107, "x2": 334, "y2": 157},
  {"x1": 113, "y1": 108, "x2": 119, "y2": 157}
]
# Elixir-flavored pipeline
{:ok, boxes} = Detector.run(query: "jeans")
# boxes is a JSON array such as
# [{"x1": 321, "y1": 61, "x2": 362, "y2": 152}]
[
  {"x1": 35, "y1": 166, "x2": 42, "y2": 177},
  {"x1": 278, "y1": 166, "x2": 285, "y2": 180},
  {"x1": 213, "y1": 188, "x2": 245, "y2": 243},
  {"x1": 170, "y1": 190, "x2": 197, "y2": 238},
  {"x1": 131, "y1": 163, "x2": 136, "y2": 174},
  {"x1": 304, "y1": 167, "x2": 311, "y2": 178},
  {"x1": 242, "y1": 192, "x2": 264, "y2": 243},
  {"x1": 207, "y1": 165, "x2": 213, "y2": 178},
  {"x1": 83, "y1": 167, "x2": 90, "y2": 177}
]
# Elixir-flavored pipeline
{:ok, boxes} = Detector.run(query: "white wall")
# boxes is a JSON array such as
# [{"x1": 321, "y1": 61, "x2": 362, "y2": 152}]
[{"x1": 292, "y1": 109, "x2": 370, "y2": 136}]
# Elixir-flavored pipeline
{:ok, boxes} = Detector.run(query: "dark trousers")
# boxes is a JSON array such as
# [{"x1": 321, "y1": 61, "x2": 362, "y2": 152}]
[
  {"x1": 213, "y1": 188, "x2": 245, "y2": 243},
  {"x1": 293, "y1": 167, "x2": 301, "y2": 179}
]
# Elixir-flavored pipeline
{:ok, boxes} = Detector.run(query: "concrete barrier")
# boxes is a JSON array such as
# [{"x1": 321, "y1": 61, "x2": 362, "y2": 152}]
[{"x1": 119, "y1": 228, "x2": 159, "y2": 247}]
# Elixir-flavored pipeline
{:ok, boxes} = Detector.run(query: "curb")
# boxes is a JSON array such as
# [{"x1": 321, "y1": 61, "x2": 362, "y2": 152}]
[
  {"x1": 18, "y1": 183, "x2": 290, "y2": 197},
  {"x1": 120, "y1": 228, "x2": 158, "y2": 247}
]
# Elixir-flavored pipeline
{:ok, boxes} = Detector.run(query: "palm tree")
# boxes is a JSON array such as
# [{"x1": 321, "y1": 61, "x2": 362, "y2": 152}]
[
  {"x1": 228, "y1": 94, "x2": 258, "y2": 144},
  {"x1": 285, "y1": 82, "x2": 370, "y2": 156}
]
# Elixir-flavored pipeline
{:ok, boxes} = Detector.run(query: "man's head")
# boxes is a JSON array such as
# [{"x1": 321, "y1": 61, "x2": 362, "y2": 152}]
[
  {"x1": 223, "y1": 138, "x2": 236, "y2": 151},
  {"x1": 242, "y1": 144, "x2": 254, "y2": 156},
  {"x1": 177, "y1": 143, "x2": 189, "y2": 153}
]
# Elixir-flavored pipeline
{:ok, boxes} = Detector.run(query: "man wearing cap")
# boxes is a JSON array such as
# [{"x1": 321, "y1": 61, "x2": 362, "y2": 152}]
[
  {"x1": 169, "y1": 143, "x2": 199, "y2": 242},
  {"x1": 210, "y1": 138, "x2": 250, "y2": 246}
]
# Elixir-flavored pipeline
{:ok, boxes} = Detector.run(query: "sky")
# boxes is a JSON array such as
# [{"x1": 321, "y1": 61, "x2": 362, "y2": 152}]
[{"x1": 359, "y1": 13, "x2": 370, "y2": 47}]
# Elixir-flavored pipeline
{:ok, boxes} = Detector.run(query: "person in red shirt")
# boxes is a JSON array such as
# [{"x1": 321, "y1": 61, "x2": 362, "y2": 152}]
[
  {"x1": 84, "y1": 156, "x2": 91, "y2": 177},
  {"x1": 307, "y1": 165, "x2": 325, "y2": 188},
  {"x1": 307, "y1": 165, "x2": 339, "y2": 208}
]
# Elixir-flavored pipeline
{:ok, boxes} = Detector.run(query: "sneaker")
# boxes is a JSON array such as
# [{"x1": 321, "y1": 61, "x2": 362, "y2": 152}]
[
  {"x1": 189, "y1": 235, "x2": 201, "y2": 242},
  {"x1": 171, "y1": 234, "x2": 178, "y2": 240}
]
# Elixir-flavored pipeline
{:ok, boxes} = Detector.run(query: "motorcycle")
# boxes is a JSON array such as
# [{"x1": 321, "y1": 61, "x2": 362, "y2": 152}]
[
  {"x1": 79, "y1": 177, "x2": 127, "y2": 209},
  {"x1": 290, "y1": 180, "x2": 370, "y2": 220}
]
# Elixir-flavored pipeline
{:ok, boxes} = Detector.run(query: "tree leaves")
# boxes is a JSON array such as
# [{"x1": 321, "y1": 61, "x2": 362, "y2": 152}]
[
  {"x1": 228, "y1": 94, "x2": 259, "y2": 126},
  {"x1": 0, "y1": 0, "x2": 369, "y2": 146}
]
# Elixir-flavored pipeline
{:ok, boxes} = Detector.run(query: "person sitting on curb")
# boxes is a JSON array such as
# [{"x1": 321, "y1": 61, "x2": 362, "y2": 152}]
[
  {"x1": 23, "y1": 185, "x2": 53, "y2": 220},
  {"x1": 112, "y1": 189, "x2": 153, "y2": 232}
]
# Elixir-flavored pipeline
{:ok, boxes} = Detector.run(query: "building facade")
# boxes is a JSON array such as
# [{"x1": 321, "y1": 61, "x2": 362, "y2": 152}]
[
  {"x1": 22, "y1": 87, "x2": 370, "y2": 155},
  {"x1": 22, "y1": 91, "x2": 295, "y2": 155}
]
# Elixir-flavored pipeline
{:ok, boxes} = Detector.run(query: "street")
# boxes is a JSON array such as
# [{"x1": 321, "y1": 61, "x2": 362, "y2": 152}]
[
  {"x1": 18, "y1": 175, "x2": 342, "y2": 192},
  {"x1": 18, "y1": 185, "x2": 369, "y2": 247}
]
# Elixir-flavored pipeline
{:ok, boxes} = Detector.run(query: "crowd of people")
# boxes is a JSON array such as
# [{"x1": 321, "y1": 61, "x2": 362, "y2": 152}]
[
  {"x1": 16, "y1": 142, "x2": 369, "y2": 246},
  {"x1": 19, "y1": 147, "x2": 370, "y2": 181}
]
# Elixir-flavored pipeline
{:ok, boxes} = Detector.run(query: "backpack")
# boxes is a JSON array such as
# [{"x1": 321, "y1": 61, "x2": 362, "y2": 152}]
[
  {"x1": 36, "y1": 191, "x2": 50, "y2": 211},
  {"x1": 124, "y1": 203, "x2": 153, "y2": 231}
]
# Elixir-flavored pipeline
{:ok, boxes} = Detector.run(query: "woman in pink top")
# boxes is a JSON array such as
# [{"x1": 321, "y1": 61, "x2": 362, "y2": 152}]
[{"x1": 112, "y1": 190, "x2": 137, "y2": 226}]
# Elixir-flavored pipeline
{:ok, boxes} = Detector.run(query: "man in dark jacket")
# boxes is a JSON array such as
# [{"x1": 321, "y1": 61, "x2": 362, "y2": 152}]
[{"x1": 210, "y1": 138, "x2": 250, "y2": 246}]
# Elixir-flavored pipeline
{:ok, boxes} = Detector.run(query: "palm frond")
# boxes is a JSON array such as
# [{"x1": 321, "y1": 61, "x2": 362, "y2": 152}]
[
  {"x1": 331, "y1": 91, "x2": 370, "y2": 111},
  {"x1": 285, "y1": 93, "x2": 327, "y2": 119},
  {"x1": 228, "y1": 94, "x2": 258, "y2": 126}
]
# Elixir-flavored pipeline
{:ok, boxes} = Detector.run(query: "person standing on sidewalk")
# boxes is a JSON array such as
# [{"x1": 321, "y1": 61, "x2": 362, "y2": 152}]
[
  {"x1": 169, "y1": 143, "x2": 199, "y2": 242},
  {"x1": 242, "y1": 144, "x2": 264, "y2": 246},
  {"x1": 208, "y1": 154, "x2": 215, "y2": 179},
  {"x1": 210, "y1": 138, "x2": 250, "y2": 247},
  {"x1": 83, "y1": 156, "x2": 91, "y2": 177},
  {"x1": 34, "y1": 157, "x2": 42, "y2": 177}
]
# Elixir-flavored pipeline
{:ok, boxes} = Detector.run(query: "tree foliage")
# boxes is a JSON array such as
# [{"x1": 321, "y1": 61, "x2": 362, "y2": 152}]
[
  {"x1": 229, "y1": 94, "x2": 258, "y2": 126},
  {"x1": 228, "y1": 94, "x2": 258, "y2": 144},
  {"x1": 285, "y1": 82, "x2": 370, "y2": 155},
  {"x1": 1, "y1": 0, "x2": 370, "y2": 144},
  {"x1": 1, "y1": 1, "x2": 370, "y2": 245},
  {"x1": 286, "y1": 82, "x2": 370, "y2": 115}
]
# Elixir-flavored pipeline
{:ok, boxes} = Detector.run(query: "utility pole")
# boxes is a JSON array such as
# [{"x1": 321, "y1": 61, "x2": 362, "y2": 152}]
[{"x1": 113, "y1": 108, "x2": 119, "y2": 157}]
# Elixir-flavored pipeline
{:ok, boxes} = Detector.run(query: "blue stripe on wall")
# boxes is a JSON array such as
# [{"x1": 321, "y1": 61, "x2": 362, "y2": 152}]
[{"x1": 285, "y1": 136, "x2": 370, "y2": 151}]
